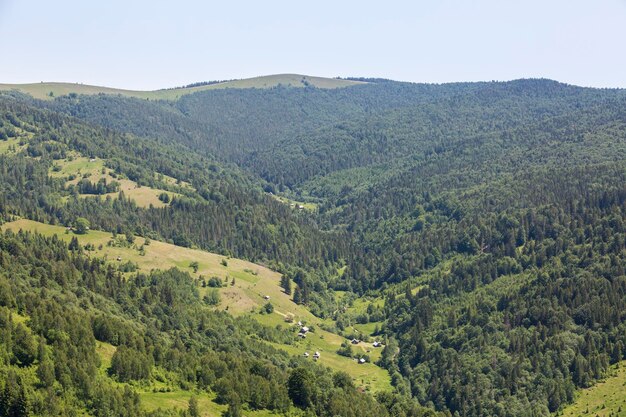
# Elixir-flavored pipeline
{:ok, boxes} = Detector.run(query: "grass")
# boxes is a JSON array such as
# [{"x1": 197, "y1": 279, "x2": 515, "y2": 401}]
[
  {"x1": 1, "y1": 219, "x2": 274, "y2": 284},
  {"x1": 139, "y1": 390, "x2": 226, "y2": 417},
  {"x1": 140, "y1": 389, "x2": 279, "y2": 417},
  {"x1": 0, "y1": 74, "x2": 365, "y2": 101},
  {"x1": 559, "y1": 361, "x2": 626, "y2": 417},
  {"x1": 0, "y1": 137, "x2": 24, "y2": 154},
  {"x1": 268, "y1": 329, "x2": 389, "y2": 393},
  {"x1": 50, "y1": 155, "x2": 179, "y2": 208},
  {"x1": 269, "y1": 194, "x2": 318, "y2": 211},
  {"x1": 96, "y1": 341, "x2": 117, "y2": 373}
]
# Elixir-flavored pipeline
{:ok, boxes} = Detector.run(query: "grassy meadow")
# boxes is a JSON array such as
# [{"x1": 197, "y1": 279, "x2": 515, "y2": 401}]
[
  {"x1": 50, "y1": 155, "x2": 179, "y2": 208},
  {"x1": 559, "y1": 361, "x2": 626, "y2": 417},
  {"x1": 0, "y1": 74, "x2": 365, "y2": 101}
]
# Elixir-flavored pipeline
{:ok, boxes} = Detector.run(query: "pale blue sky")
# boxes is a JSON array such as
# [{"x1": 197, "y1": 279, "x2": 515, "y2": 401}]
[{"x1": 1, "y1": 0, "x2": 625, "y2": 89}]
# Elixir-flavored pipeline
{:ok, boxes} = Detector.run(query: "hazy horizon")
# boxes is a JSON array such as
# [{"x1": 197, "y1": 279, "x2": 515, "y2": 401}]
[{"x1": 1, "y1": 0, "x2": 625, "y2": 89}]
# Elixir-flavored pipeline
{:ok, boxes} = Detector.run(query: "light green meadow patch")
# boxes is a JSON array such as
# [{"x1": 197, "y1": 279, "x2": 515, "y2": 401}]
[
  {"x1": 0, "y1": 137, "x2": 24, "y2": 154},
  {"x1": 269, "y1": 194, "x2": 319, "y2": 211},
  {"x1": 559, "y1": 361, "x2": 626, "y2": 417},
  {"x1": 0, "y1": 75, "x2": 365, "y2": 101},
  {"x1": 49, "y1": 155, "x2": 179, "y2": 208}
]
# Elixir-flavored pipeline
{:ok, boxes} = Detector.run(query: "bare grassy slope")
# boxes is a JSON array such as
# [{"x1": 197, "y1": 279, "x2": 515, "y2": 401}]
[{"x1": 0, "y1": 74, "x2": 365, "y2": 100}]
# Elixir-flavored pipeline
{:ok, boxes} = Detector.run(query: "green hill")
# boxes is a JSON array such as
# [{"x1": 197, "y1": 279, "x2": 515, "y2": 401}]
[
  {"x1": 1, "y1": 218, "x2": 391, "y2": 393},
  {"x1": 2, "y1": 77, "x2": 626, "y2": 417},
  {"x1": 0, "y1": 74, "x2": 365, "y2": 100}
]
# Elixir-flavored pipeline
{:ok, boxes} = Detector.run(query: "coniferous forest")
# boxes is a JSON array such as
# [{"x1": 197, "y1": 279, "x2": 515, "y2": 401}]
[{"x1": 0, "y1": 78, "x2": 625, "y2": 416}]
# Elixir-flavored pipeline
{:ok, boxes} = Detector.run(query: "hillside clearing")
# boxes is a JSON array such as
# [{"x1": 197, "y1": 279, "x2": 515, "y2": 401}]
[
  {"x1": 2, "y1": 218, "x2": 392, "y2": 392},
  {"x1": 50, "y1": 155, "x2": 179, "y2": 208},
  {"x1": 559, "y1": 361, "x2": 626, "y2": 417}
]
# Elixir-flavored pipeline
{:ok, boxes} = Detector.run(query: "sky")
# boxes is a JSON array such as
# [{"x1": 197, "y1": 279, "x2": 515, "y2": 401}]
[{"x1": 0, "y1": 0, "x2": 625, "y2": 90}]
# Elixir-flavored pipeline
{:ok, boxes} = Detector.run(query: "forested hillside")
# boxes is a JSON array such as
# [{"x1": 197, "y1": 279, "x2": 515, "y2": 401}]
[{"x1": 1, "y1": 78, "x2": 625, "y2": 416}]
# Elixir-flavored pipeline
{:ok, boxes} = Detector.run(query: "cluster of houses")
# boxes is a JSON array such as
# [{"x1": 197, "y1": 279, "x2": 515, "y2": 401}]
[
  {"x1": 352, "y1": 338, "x2": 382, "y2": 348},
  {"x1": 295, "y1": 318, "x2": 382, "y2": 365},
  {"x1": 297, "y1": 324, "x2": 309, "y2": 339},
  {"x1": 303, "y1": 351, "x2": 320, "y2": 361}
]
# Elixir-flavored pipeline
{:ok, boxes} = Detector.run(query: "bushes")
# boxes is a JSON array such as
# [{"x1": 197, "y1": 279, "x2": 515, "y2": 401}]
[{"x1": 203, "y1": 289, "x2": 220, "y2": 306}]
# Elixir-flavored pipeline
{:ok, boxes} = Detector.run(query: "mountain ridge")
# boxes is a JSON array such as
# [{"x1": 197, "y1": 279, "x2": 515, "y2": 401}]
[{"x1": 0, "y1": 73, "x2": 366, "y2": 100}]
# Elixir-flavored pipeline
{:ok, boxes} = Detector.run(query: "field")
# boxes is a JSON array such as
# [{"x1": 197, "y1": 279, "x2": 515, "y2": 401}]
[
  {"x1": 559, "y1": 361, "x2": 626, "y2": 417},
  {"x1": 269, "y1": 193, "x2": 318, "y2": 211},
  {"x1": 0, "y1": 126, "x2": 32, "y2": 155},
  {"x1": 0, "y1": 137, "x2": 24, "y2": 154},
  {"x1": 0, "y1": 74, "x2": 365, "y2": 101},
  {"x1": 50, "y1": 155, "x2": 179, "y2": 208},
  {"x1": 2, "y1": 219, "x2": 392, "y2": 393}
]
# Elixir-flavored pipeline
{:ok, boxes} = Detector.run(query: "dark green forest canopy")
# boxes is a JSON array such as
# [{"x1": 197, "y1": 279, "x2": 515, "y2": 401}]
[{"x1": 1, "y1": 78, "x2": 626, "y2": 416}]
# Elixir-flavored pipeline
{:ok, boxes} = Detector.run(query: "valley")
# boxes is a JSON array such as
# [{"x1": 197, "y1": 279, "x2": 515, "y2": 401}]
[{"x1": 0, "y1": 75, "x2": 625, "y2": 417}]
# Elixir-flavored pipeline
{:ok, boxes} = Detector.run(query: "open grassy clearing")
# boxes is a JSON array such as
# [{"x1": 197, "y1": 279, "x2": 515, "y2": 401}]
[
  {"x1": 0, "y1": 74, "x2": 365, "y2": 101},
  {"x1": 1, "y1": 219, "x2": 272, "y2": 284},
  {"x1": 2, "y1": 219, "x2": 392, "y2": 392},
  {"x1": 0, "y1": 126, "x2": 33, "y2": 154},
  {"x1": 156, "y1": 172, "x2": 194, "y2": 190},
  {"x1": 559, "y1": 361, "x2": 626, "y2": 417},
  {"x1": 0, "y1": 137, "x2": 25, "y2": 154},
  {"x1": 50, "y1": 155, "x2": 179, "y2": 208},
  {"x1": 269, "y1": 193, "x2": 318, "y2": 211},
  {"x1": 139, "y1": 390, "x2": 225, "y2": 417},
  {"x1": 96, "y1": 341, "x2": 117, "y2": 373},
  {"x1": 268, "y1": 329, "x2": 389, "y2": 393}
]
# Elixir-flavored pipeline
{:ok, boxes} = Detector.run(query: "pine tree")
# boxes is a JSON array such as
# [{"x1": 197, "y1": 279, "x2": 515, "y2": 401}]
[
  {"x1": 280, "y1": 276, "x2": 292, "y2": 295},
  {"x1": 293, "y1": 285, "x2": 303, "y2": 304},
  {"x1": 188, "y1": 396, "x2": 200, "y2": 417}
]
